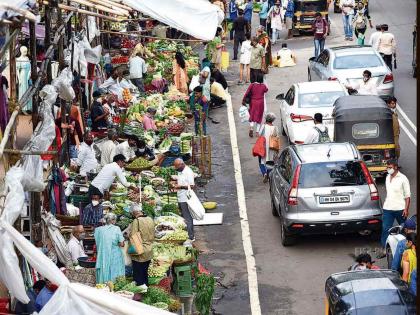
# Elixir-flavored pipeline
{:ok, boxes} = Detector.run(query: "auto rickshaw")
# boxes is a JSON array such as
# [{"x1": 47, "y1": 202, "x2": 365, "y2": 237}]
[
  {"x1": 325, "y1": 270, "x2": 416, "y2": 315},
  {"x1": 293, "y1": 0, "x2": 329, "y2": 34},
  {"x1": 333, "y1": 95, "x2": 396, "y2": 177}
]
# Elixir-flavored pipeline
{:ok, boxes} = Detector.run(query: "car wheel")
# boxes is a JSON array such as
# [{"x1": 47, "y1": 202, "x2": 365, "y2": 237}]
[
  {"x1": 271, "y1": 198, "x2": 279, "y2": 217},
  {"x1": 308, "y1": 69, "x2": 312, "y2": 81},
  {"x1": 386, "y1": 245, "x2": 393, "y2": 269},
  {"x1": 280, "y1": 216, "x2": 297, "y2": 246}
]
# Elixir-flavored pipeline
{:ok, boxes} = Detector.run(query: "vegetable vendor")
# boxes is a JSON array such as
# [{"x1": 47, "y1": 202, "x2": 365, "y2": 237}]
[
  {"x1": 89, "y1": 154, "x2": 139, "y2": 198},
  {"x1": 67, "y1": 225, "x2": 87, "y2": 265},
  {"x1": 82, "y1": 193, "x2": 104, "y2": 227},
  {"x1": 191, "y1": 86, "x2": 209, "y2": 135},
  {"x1": 135, "y1": 138, "x2": 155, "y2": 161},
  {"x1": 90, "y1": 90, "x2": 109, "y2": 131},
  {"x1": 99, "y1": 68, "x2": 124, "y2": 101},
  {"x1": 72, "y1": 132, "x2": 98, "y2": 177},
  {"x1": 94, "y1": 212, "x2": 125, "y2": 283},
  {"x1": 129, "y1": 52, "x2": 148, "y2": 93},
  {"x1": 129, "y1": 204, "x2": 155, "y2": 286},
  {"x1": 142, "y1": 107, "x2": 157, "y2": 131},
  {"x1": 100, "y1": 129, "x2": 118, "y2": 167},
  {"x1": 113, "y1": 134, "x2": 138, "y2": 162}
]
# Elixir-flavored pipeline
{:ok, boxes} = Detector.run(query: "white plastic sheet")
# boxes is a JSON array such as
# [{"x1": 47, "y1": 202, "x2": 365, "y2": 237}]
[
  {"x1": 0, "y1": 167, "x2": 29, "y2": 304},
  {"x1": 123, "y1": 0, "x2": 224, "y2": 40},
  {"x1": 52, "y1": 67, "x2": 75, "y2": 101},
  {"x1": 186, "y1": 188, "x2": 205, "y2": 220}
]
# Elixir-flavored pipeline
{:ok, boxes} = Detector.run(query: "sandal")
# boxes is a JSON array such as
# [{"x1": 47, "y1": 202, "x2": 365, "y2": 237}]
[{"x1": 249, "y1": 130, "x2": 253, "y2": 138}]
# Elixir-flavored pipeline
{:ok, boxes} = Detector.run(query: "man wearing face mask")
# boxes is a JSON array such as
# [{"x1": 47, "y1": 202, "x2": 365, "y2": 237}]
[
  {"x1": 100, "y1": 129, "x2": 118, "y2": 167},
  {"x1": 377, "y1": 159, "x2": 411, "y2": 259},
  {"x1": 90, "y1": 90, "x2": 109, "y2": 131},
  {"x1": 73, "y1": 132, "x2": 98, "y2": 177},
  {"x1": 113, "y1": 134, "x2": 138, "y2": 162},
  {"x1": 171, "y1": 158, "x2": 196, "y2": 242},
  {"x1": 135, "y1": 139, "x2": 155, "y2": 161},
  {"x1": 82, "y1": 194, "x2": 104, "y2": 227},
  {"x1": 387, "y1": 96, "x2": 400, "y2": 158},
  {"x1": 90, "y1": 154, "x2": 139, "y2": 198},
  {"x1": 345, "y1": 70, "x2": 377, "y2": 95},
  {"x1": 67, "y1": 225, "x2": 87, "y2": 265}
]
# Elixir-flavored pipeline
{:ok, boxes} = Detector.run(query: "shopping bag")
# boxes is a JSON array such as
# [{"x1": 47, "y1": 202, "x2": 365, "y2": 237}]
[
  {"x1": 221, "y1": 49, "x2": 230, "y2": 71},
  {"x1": 269, "y1": 135, "x2": 280, "y2": 151},
  {"x1": 239, "y1": 105, "x2": 250, "y2": 123},
  {"x1": 122, "y1": 241, "x2": 132, "y2": 266},
  {"x1": 128, "y1": 228, "x2": 144, "y2": 255},
  {"x1": 252, "y1": 136, "x2": 266, "y2": 157},
  {"x1": 186, "y1": 187, "x2": 205, "y2": 220}
]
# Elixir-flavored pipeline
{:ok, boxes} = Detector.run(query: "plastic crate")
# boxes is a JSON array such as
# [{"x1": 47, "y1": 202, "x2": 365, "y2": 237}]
[{"x1": 173, "y1": 265, "x2": 193, "y2": 297}]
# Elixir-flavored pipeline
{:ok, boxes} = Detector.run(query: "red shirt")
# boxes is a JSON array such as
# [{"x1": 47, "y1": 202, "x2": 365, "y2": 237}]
[{"x1": 312, "y1": 18, "x2": 327, "y2": 39}]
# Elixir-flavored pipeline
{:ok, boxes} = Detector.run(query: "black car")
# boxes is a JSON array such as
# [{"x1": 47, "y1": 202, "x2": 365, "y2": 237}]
[{"x1": 325, "y1": 270, "x2": 416, "y2": 315}]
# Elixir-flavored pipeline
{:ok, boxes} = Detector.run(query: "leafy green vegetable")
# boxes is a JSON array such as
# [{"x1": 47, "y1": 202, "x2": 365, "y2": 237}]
[
  {"x1": 142, "y1": 287, "x2": 171, "y2": 305},
  {"x1": 141, "y1": 203, "x2": 156, "y2": 218},
  {"x1": 195, "y1": 273, "x2": 215, "y2": 315}
]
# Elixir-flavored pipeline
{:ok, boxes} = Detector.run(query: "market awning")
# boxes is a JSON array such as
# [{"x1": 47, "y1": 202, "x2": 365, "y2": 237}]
[{"x1": 123, "y1": 0, "x2": 224, "y2": 41}]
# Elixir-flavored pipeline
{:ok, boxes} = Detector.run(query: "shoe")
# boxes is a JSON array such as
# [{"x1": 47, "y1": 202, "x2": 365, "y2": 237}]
[
  {"x1": 263, "y1": 174, "x2": 268, "y2": 183},
  {"x1": 245, "y1": 80, "x2": 250, "y2": 83},
  {"x1": 232, "y1": 58, "x2": 238, "y2": 61},
  {"x1": 238, "y1": 80, "x2": 244, "y2": 85},
  {"x1": 249, "y1": 130, "x2": 253, "y2": 138},
  {"x1": 349, "y1": 37, "x2": 354, "y2": 41}
]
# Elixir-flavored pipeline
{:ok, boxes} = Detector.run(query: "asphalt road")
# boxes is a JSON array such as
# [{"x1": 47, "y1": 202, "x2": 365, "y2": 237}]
[{"x1": 223, "y1": 0, "x2": 417, "y2": 314}]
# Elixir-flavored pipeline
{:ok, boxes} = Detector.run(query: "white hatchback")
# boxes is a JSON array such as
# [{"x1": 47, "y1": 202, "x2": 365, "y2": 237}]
[{"x1": 277, "y1": 81, "x2": 348, "y2": 144}]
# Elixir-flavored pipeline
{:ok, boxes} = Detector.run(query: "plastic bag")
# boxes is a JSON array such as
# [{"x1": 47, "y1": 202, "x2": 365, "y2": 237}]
[
  {"x1": 189, "y1": 74, "x2": 200, "y2": 92},
  {"x1": 238, "y1": 105, "x2": 250, "y2": 123},
  {"x1": 84, "y1": 45, "x2": 102, "y2": 64},
  {"x1": 252, "y1": 136, "x2": 266, "y2": 157},
  {"x1": 221, "y1": 49, "x2": 229, "y2": 71},
  {"x1": 186, "y1": 188, "x2": 205, "y2": 220},
  {"x1": 52, "y1": 67, "x2": 75, "y2": 101}
]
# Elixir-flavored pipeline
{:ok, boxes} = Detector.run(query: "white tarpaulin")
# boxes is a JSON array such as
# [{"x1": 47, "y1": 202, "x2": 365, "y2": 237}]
[{"x1": 123, "y1": 0, "x2": 224, "y2": 41}]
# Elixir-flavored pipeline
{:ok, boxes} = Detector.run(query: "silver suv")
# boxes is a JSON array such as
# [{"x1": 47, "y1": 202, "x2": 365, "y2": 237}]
[{"x1": 269, "y1": 142, "x2": 382, "y2": 246}]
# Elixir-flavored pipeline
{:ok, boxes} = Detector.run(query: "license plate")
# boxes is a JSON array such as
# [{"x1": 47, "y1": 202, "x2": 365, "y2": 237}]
[{"x1": 319, "y1": 195, "x2": 350, "y2": 204}]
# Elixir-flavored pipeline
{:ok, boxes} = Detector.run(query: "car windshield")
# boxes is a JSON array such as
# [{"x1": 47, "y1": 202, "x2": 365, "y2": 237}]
[
  {"x1": 298, "y1": 91, "x2": 346, "y2": 108},
  {"x1": 299, "y1": 161, "x2": 367, "y2": 188},
  {"x1": 334, "y1": 54, "x2": 383, "y2": 69}
]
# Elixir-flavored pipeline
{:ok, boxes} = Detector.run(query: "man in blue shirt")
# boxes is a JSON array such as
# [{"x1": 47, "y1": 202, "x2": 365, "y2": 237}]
[
  {"x1": 285, "y1": 0, "x2": 295, "y2": 39},
  {"x1": 259, "y1": 0, "x2": 269, "y2": 28},
  {"x1": 391, "y1": 218, "x2": 416, "y2": 271},
  {"x1": 228, "y1": 0, "x2": 238, "y2": 40},
  {"x1": 82, "y1": 194, "x2": 104, "y2": 227},
  {"x1": 244, "y1": 0, "x2": 254, "y2": 29},
  {"x1": 35, "y1": 281, "x2": 56, "y2": 312}
]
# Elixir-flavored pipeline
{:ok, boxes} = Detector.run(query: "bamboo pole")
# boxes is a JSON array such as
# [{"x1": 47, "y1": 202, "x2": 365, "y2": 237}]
[
  {"x1": 0, "y1": 4, "x2": 37, "y2": 22},
  {"x1": 3, "y1": 149, "x2": 58, "y2": 155},
  {"x1": 71, "y1": 0, "x2": 128, "y2": 16},
  {"x1": 76, "y1": 0, "x2": 130, "y2": 16},
  {"x1": 42, "y1": 2, "x2": 123, "y2": 22},
  {"x1": 102, "y1": 0, "x2": 132, "y2": 11},
  {"x1": 29, "y1": 21, "x2": 39, "y2": 127},
  {"x1": 98, "y1": 30, "x2": 203, "y2": 42}
]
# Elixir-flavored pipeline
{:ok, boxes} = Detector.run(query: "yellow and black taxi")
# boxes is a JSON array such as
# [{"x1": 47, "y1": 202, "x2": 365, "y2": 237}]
[
  {"x1": 293, "y1": 0, "x2": 329, "y2": 33},
  {"x1": 325, "y1": 270, "x2": 416, "y2": 315}
]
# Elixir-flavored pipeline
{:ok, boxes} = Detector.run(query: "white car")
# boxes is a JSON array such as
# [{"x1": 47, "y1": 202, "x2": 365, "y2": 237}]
[
  {"x1": 385, "y1": 215, "x2": 417, "y2": 269},
  {"x1": 276, "y1": 81, "x2": 348, "y2": 144}
]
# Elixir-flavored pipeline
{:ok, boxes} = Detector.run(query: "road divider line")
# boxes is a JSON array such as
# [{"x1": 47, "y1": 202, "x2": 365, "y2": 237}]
[
  {"x1": 226, "y1": 94, "x2": 262, "y2": 315},
  {"x1": 399, "y1": 119, "x2": 417, "y2": 146},
  {"x1": 397, "y1": 104, "x2": 417, "y2": 133}
]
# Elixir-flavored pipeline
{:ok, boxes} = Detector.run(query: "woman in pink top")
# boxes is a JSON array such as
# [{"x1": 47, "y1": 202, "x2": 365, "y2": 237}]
[{"x1": 142, "y1": 107, "x2": 157, "y2": 131}]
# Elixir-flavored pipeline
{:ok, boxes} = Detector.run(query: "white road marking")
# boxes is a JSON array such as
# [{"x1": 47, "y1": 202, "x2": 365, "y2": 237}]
[
  {"x1": 397, "y1": 104, "x2": 417, "y2": 133},
  {"x1": 226, "y1": 94, "x2": 262, "y2": 315},
  {"x1": 399, "y1": 119, "x2": 417, "y2": 146}
]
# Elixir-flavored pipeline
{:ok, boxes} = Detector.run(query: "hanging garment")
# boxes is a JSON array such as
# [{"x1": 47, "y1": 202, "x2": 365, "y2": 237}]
[
  {"x1": 0, "y1": 75, "x2": 9, "y2": 132},
  {"x1": 16, "y1": 59, "x2": 32, "y2": 111}
]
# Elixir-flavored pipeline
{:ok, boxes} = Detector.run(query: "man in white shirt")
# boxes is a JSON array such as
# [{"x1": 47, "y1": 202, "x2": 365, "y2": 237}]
[
  {"x1": 346, "y1": 70, "x2": 378, "y2": 95},
  {"x1": 172, "y1": 158, "x2": 196, "y2": 242},
  {"x1": 304, "y1": 113, "x2": 331, "y2": 143},
  {"x1": 99, "y1": 69, "x2": 124, "y2": 100},
  {"x1": 113, "y1": 135, "x2": 138, "y2": 162},
  {"x1": 67, "y1": 225, "x2": 87, "y2": 265},
  {"x1": 339, "y1": 0, "x2": 355, "y2": 40},
  {"x1": 90, "y1": 154, "x2": 139, "y2": 198},
  {"x1": 275, "y1": 43, "x2": 296, "y2": 67},
  {"x1": 129, "y1": 52, "x2": 148, "y2": 93},
  {"x1": 74, "y1": 133, "x2": 98, "y2": 177},
  {"x1": 377, "y1": 24, "x2": 397, "y2": 70},
  {"x1": 100, "y1": 129, "x2": 118, "y2": 167},
  {"x1": 378, "y1": 159, "x2": 411, "y2": 258},
  {"x1": 368, "y1": 24, "x2": 382, "y2": 50}
]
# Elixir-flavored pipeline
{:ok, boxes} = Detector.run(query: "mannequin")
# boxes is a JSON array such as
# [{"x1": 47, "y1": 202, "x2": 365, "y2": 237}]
[{"x1": 16, "y1": 46, "x2": 32, "y2": 113}]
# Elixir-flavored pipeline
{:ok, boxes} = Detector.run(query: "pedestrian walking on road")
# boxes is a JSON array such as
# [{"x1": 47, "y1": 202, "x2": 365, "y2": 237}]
[
  {"x1": 377, "y1": 159, "x2": 410, "y2": 259},
  {"x1": 228, "y1": 0, "x2": 238, "y2": 40},
  {"x1": 232, "y1": 9, "x2": 248, "y2": 60},
  {"x1": 256, "y1": 25, "x2": 272, "y2": 73},
  {"x1": 239, "y1": 33, "x2": 252, "y2": 84},
  {"x1": 377, "y1": 24, "x2": 397, "y2": 70},
  {"x1": 304, "y1": 113, "x2": 330, "y2": 143},
  {"x1": 206, "y1": 27, "x2": 224, "y2": 71},
  {"x1": 242, "y1": 73, "x2": 268, "y2": 138},
  {"x1": 249, "y1": 37, "x2": 265, "y2": 83},
  {"x1": 352, "y1": 2, "x2": 372, "y2": 45},
  {"x1": 268, "y1": 1, "x2": 283, "y2": 45},
  {"x1": 259, "y1": 0, "x2": 269, "y2": 29},
  {"x1": 339, "y1": 0, "x2": 355, "y2": 40},
  {"x1": 259, "y1": 112, "x2": 279, "y2": 182},
  {"x1": 173, "y1": 158, "x2": 196, "y2": 242},
  {"x1": 368, "y1": 24, "x2": 382, "y2": 50},
  {"x1": 387, "y1": 97, "x2": 400, "y2": 158},
  {"x1": 284, "y1": 0, "x2": 295, "y2": 39},
  {"x1": 312, "y1": 12, "x2": 328, "y2": 58},
  {"x1": 244, "y1": 0, "x2": 254, "y2": 30}
]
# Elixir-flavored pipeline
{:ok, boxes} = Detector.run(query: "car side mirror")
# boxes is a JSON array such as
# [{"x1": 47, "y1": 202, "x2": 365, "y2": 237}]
[
  {"x1": 309, "y1": 57, "x2": 316, "y2": 62},
  {"x1": 276, "y1": 93, "x2": 284, "y2": 100},
  {"x1": 388, "y1": 225, "x2": 402, "y2": 235}
]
